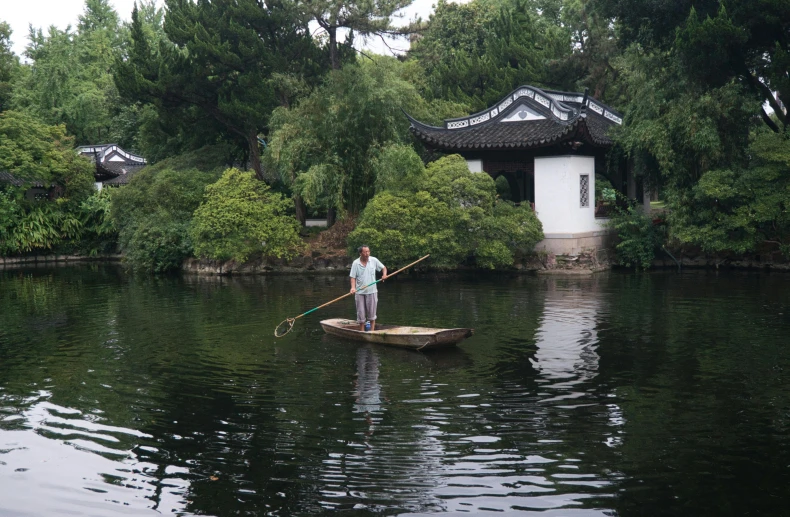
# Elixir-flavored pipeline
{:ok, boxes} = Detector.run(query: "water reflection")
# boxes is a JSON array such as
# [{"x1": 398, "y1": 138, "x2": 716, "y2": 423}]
[
  {"x1": 353, "y1": 346, "x2": 382, "y2": 415},
  {"x1": 4, "y1": 268, "x2": 790, "y2": 516},
  {"x1": 0, "y1": 390, "x2": 193, "y2": 516},
  {"x1": 532, "y1": 278, "x2": 602, "y2": 403}
]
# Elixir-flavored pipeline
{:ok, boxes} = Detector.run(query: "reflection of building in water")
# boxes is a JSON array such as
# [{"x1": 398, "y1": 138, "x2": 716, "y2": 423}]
[
  {"x1": 530, "y1": 279, "x2": 601, "y2": 401},
  {"x1": 353, "y1": 346, "x2": 382, "y2": 414}
]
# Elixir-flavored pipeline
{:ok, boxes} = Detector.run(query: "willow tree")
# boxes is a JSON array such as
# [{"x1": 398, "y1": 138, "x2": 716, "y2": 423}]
[{"x1": 264, "y1": 57, "x2": 461, "y2": 224}]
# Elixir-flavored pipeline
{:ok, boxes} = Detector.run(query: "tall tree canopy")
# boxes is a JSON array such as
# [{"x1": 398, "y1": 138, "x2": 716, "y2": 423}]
[
  {"x1": 409, "y1": 0, "x2": 571, "y2": 110},
  {"x1": 11, "y1": 0, "x2": 131, "y2": 145},
  {"x1": 601, "y1": 0, "x2": 790, "y2": 132},
  {"x1": 301, "y1": 0, "x2": 415, "y2": 70},
  {"x1": 115, "y1": 0, "x2": 324, "y2": 179},
  {"x1": 0, "y1": 21, "x2": 18, "y2": 113}
]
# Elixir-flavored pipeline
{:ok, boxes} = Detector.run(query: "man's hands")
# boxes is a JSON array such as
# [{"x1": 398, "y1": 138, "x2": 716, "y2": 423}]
[{"x1": 350, "y1": 287, "x2": 356, "y2": 294}]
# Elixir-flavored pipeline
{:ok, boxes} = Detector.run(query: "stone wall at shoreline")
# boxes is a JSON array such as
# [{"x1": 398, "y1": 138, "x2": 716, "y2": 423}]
[
  {"x1": 0, "y1": 254, "x2": 122, "y2": 268},
  {"x1": 182, "y1": 254, "x2": 354, "y2": 275}
]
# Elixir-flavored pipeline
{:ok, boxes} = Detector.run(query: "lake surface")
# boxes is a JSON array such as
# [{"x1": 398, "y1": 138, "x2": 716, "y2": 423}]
[{"x1": 1, "y1": 266, "x2": 789, "y2": 516}]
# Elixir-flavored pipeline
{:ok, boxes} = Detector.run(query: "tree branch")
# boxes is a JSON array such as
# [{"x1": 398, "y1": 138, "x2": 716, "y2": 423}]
[{"x1": 760, "y1": 106, "x2": 781, "y2": 133}]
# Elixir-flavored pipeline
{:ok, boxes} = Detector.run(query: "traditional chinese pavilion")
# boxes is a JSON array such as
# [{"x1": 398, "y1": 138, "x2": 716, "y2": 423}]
[
  {"x1": 406, "y1": 85, "x2": 630, "y2": 255},
  {"x1": 77, "y1": 144, "x2": 147, "y2": 188}
]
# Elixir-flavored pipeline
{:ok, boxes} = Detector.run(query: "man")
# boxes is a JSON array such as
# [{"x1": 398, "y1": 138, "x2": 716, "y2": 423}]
[{"x1": 349, "y1": 245, "x2": 388, "y2": 331}]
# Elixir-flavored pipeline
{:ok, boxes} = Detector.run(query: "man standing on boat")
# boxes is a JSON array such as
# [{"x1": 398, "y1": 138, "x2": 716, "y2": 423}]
[{"x1": 350, "y1": 245, "x2": 388, "y2": 331}]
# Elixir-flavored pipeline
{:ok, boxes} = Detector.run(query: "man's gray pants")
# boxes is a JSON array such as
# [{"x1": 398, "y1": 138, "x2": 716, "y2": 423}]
[{"x1": 355, "y1": 293, "x2": 378, "y2": 323}]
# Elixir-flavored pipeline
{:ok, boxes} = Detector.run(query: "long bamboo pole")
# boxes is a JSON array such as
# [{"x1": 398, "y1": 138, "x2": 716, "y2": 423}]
[{"x1": 274, "y1": 254, "x2": 430, "y2": 336}]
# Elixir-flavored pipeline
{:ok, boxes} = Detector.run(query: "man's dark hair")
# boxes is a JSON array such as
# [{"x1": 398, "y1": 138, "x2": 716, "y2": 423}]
[{"x1": 357, "y1": 245, "x2": 370, "y2": 254}]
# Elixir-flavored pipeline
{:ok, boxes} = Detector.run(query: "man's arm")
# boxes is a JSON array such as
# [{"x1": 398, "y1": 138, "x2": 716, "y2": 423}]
[
  {"x1": 381, "y1": 266, "x2": 388, "y2": 280},
  {"x1": 350, "y1": 277, "x2": 356, "y2": 294}
]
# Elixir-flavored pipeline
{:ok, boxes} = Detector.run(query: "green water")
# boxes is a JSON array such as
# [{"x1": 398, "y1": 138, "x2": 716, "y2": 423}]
[{"x1": 1, "y1": 266, "x2": 789, "y2": 516}]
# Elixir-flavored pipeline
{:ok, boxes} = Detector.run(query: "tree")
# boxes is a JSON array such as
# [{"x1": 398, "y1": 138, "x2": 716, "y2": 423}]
[
  {"x1": 669, "y1": 129, "x2": 790, "y2": 257},
  {"x1": 264, "y1": 56, "x2": 466, "y2": 224},
  {"x1": 11, "y1": 0, "x2": 131, "y2": 145},
  {"x1": 600, "y1": 0, "x2": 790, "y2": 133},
  {"x1": 409, "y1": 0, "x2": 570, "y2": 110},
  {"x1": 115, "y1": 0, "x2": 323, "y2": 179},
  {"x1": 301, "y1": 0, "x2": 415, "y2": 70},
  {"x1": 348, "y1": 154, "x2": 544, "y2": 268},
  {"x1": 0, "y1": 21, "x2": 19, "y2": 113},
  {"x1": 0, "y1": 110, "x2": 95, "y2": 200},
  {"x1": 190, "y1": 168, "x2": 302, "y2": 262}
]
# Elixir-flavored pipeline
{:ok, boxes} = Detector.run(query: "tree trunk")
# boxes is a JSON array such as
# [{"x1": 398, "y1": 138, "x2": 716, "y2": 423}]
[
  {"x1": 329, "y1": 27, "x2": 339, "y2": 70},
  {"x1": 327, "y1": 207, "x2": 337, "y2": 227},
  {"x1": 247, "y1": 132, "x2": 264, "y2": 181},
  {"x1": 294, "y1": 195, "x2": 306, "y2": 226}
]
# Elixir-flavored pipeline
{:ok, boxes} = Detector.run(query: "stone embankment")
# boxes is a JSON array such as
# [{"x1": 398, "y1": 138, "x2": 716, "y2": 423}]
[
  {"x1": 652, "y1": 250, "x2": 790, "y2": 271},
  {"x1": 0, "y1": 254, "x2": 122, "y2": 268},
  {"x1": 182, "y1": 253, "x2": 353, "y2": 275}
]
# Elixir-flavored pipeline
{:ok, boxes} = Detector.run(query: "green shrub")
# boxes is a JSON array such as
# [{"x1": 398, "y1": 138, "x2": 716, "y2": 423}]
[
  {"x1": 348, "y1": 155, "x2": 544, "y2": 269},
  {"x1": 76, "y1": 189, "x2": 117, "y2": 256},
  {"x1": 122, "y1": 213, "x2": 193, "y2": 272},
  {"x1": 607, "y1": 201, "x2": 664, "y2": 270},
  {"x1": 110, "y1": 165, "x2": 221, "y2": 271},
  {"x1": 190, "y1": 169, "x2": 301, "y2": 262}
]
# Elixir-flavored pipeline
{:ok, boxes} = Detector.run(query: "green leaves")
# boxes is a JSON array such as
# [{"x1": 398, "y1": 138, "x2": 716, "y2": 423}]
[
  {"x1": 668, "y1": 130, "x2": 790, "y2": 257},
  {"x1": 265, "y1": 57, "x2": 440, "y2": 215},
  {"x1": 348, "y1": 154, "x2": 544, "y2": 269},
  {"x1": 189, "y1": 169, "x2": 301, "y2": 263},
  {"x1": 606, "y1": 201, "x2": 664, "y2": 270}
]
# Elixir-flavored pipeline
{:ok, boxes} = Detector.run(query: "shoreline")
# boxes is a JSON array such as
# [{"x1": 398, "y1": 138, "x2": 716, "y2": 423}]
[{"x1": 5, "y1": 250, "x2": 790, "y2": 274}]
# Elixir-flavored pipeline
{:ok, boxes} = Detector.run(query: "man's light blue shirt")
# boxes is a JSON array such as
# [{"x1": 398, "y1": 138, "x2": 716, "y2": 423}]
[{"x1": 350, "y1": 257, "x2": 384, "y2": 295}]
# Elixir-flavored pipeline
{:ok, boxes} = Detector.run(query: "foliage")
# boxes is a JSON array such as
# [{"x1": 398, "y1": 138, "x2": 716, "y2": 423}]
[
  {"x1": 0, "y1": 188, "x2": 115, "y2": 256},
  {"x1": 299, "y1": 0, "x2": 414, "y2": 70},
  {"x1": 606, "y1": 198, "x2": 663, "y2": 270},
  {"x1": 669, "y1": 130, "x2": 790, "y2": 257},
  {"x1": 116, "y1": 0, "x2": 324, "y2": 179},
  {"x1": 0, "y1": 21, "x2": 19, "y2": 113},
  {"x1": 110, "y1": 163, "x2": 222, "y2": 271},
  {"x1": 10, "y1": 0, "x2": 133, "y2": 145},
  {"x1": 348, "y1": 154, "x2": 543, "y2": 268},
  {"x1": 600, "y1": 0, "x2": 790, "y2": 133},
  {"x1": 0, "y1": 110, "x2": 95, "y2": 201},
  {"x1": 190, "y1": 169, "x2": 301, "y2": 263},
  {"x1": 409, "y1": 0, "x2": 571, "y2": 110},
  {"x1": 265, "y1": 57, "x2": 465, "y2": 218}
]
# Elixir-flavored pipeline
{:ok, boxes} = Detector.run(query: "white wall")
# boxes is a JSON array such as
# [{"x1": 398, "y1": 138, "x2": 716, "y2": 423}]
[
  {"x1": 465, "y1": 159, "x2": 483, "y2": 173},
  {"x1": 534, "y1": 156, "x2": 599, "y2": 234}
]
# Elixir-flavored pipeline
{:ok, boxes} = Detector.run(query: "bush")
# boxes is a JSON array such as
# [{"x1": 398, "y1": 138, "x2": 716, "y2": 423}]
[
  {"x1": 0, "y1": 186, "x2": 116, "y2": 256},
  {"x1": 607, "y1": 200, "x2": 664, "y2": 270},
  {"x1": 348, "y1": 155, "x2": 544, "y2": 269},
  {"x1": 190, "y1": 169, "x2": 301, "y2": 262},
  {"x1": 110, "y1": 165, "x2": 222, "y2": 271}
]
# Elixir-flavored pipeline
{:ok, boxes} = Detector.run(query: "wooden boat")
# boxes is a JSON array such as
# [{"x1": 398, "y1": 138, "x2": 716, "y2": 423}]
[{"x1": 320, "y1": 318, "x2": 473, "y2": 350}]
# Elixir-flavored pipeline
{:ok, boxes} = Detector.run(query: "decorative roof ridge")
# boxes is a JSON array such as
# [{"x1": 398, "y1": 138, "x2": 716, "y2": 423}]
[
  {"x1": 441, "y1": 85, "x2": 580, "y2": 130},
  {"x1": 541, "y1": 89, "x2": 623, "y2": 125},
  {"x1": 77, "y1": 144, "x2": 147, "y2": 164}
]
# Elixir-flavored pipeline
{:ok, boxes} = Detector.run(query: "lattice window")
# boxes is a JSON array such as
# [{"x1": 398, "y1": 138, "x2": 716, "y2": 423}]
[{"x1": 580, "y1": 174, "x2": 590, "y2": 207}]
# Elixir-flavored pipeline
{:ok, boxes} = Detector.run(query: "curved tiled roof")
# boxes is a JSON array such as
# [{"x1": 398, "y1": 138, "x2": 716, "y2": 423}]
[{"x1": 407, "y1": 85, "x2": 622, "y2": 151}]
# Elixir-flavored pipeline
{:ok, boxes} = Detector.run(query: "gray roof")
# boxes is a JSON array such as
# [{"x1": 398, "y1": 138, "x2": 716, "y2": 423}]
[
  {"x1": 77, "y1": 144, "x2": 147, "y2": 183},
  {"x1": 407, "y1": 86, "x2": 622, "y2": 151},
  {"x1": 0, "y1": 170, "x2": 50, "y2": 188}
]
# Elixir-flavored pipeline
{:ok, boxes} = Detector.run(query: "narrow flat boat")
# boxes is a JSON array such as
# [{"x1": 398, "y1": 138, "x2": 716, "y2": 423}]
[{"x1": 320, "y1": 318, "x2": 473, "y2": 350}]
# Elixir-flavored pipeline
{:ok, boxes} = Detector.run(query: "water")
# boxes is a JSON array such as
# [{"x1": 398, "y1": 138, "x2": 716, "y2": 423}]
[{"x1": 1, "y1": 266, "x2": 789, "y2": 516}]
